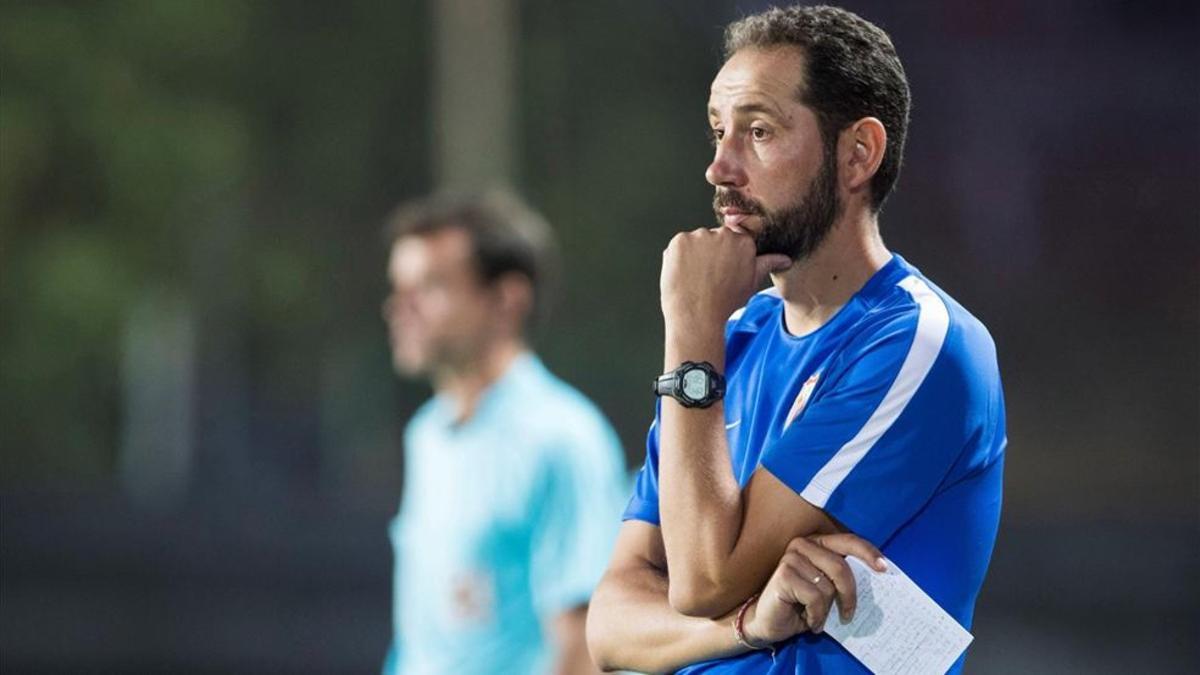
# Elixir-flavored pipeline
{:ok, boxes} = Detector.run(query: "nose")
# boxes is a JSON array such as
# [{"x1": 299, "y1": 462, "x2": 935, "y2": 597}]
[
  {"x1": 705, "y1": 137, "x2": 748, "y2": 189},
  {"x1": 382, "y1": 290, "x2": 412, "y2": 324},
  {"x1": 382, "y1": 294, "x2": 397, "y2": 323}
]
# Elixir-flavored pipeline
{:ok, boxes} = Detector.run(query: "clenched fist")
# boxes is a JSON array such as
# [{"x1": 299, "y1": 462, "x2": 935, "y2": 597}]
[{"x1": 660, "y1": 227, "x2": 791, "y2": 334}]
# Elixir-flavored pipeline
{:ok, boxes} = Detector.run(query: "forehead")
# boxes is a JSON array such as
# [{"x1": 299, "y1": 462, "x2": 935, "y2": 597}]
[
  {"x1": 708, "y1": 46, "x2": 807, "y2": 116},
  {"x1": 388, "y1": 227, "x2": 475, "y2": 281}
]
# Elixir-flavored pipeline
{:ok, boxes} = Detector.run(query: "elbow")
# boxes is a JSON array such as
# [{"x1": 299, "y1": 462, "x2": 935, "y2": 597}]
[
  {"x1": 585, "y1": 627, "x2": 617, "y2": 672},
  {"x1": 667, "y1": 577, "x2": 740, "y2": 619},
  {"x1": 585, "y1": 584, "x2": 622, "y2": 672},
  {"x1": 587, "y1": 641, "x2": 618, "y2": 673}
]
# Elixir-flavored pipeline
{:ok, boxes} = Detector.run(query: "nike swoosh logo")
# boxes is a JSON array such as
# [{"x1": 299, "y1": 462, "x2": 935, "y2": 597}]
[{"x1": 725, "y1": 420, "x2": 741, "y2": 430}]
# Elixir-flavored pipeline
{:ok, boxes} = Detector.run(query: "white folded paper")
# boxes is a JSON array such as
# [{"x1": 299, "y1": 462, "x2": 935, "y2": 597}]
[{"x1": 824, "y1": 556, "x2": 973, "y2": 675}]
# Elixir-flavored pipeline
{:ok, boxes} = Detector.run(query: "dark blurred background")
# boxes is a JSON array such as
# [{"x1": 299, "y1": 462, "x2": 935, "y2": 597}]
[{"x1": 2, "y1": 1, "x2": 1197, "y2": 673}]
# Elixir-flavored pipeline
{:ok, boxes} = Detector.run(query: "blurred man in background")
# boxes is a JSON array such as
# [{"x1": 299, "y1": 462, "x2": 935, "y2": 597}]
[
  {"x1": 380, "y1": 191, "x2": 626, "y2": 674},
  {"x1": 588, "y1": 5, "x2": 1005, "y2": 673}
]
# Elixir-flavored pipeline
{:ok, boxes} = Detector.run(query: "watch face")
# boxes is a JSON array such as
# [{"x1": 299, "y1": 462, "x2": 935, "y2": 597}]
[{"x1": 681, "y1": 369, "x2": 709, "y2": 401}]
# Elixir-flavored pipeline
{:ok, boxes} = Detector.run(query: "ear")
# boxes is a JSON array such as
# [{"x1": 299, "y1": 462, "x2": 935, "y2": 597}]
[
  {"x1": 840, "y1": 117, "x2": 887, "y2": 198},
  {"x1": 495, "y1": 272, "x2": 535, "y2": 329}
]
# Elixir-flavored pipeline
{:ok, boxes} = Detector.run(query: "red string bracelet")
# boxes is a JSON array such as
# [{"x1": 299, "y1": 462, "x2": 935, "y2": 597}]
[{"x1": 733, "y1": 593, "x2": 775, "y2": 656}]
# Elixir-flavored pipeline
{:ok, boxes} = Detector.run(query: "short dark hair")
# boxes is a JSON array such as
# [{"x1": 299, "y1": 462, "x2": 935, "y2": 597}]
[
  {"x1": 724, "y1": 5, "x2": 911, "y2": 211},
  {"x1": 384, "y1": 189, "x2": 559, "y2": 327}
]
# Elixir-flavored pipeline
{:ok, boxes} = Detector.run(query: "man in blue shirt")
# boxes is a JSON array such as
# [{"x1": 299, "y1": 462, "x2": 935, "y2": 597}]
[
  {"x1": 587, "y1": 6, "x2": 1004, "y2": 674},
  {"x1": 381, "y1": 191, "x2": 627, "y2": 674}
]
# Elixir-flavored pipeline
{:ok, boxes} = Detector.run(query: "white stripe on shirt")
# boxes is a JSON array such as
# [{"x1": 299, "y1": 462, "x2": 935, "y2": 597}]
[
  {"x1": 729, "y1": 286, "x2": 781, "y2": 322},
  {"x1": 799, "y1": 275, "x2": 951, "y2": 508}
]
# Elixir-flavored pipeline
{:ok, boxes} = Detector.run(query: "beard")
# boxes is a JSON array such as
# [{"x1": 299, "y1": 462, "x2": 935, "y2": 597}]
[{"x1": 713, "y1": 146, "x2": 842, "y2": 261}]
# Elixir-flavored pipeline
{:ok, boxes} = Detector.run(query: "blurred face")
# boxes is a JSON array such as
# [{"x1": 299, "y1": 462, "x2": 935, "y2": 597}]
[
  {"x1": 707, "y1": 46, "x2": 841, "y2": 260},
  {"x1": 382, "y1": 228, "x2": 497, "y2": 376}
]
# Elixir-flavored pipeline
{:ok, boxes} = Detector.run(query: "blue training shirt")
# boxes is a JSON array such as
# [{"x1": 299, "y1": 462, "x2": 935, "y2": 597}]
[
  {"x1": 386, "y1": 353, "x2": 627, "y2": 675},
  {"x1": 624, "y1": 254, "x2": 1006, "y2": 674}
]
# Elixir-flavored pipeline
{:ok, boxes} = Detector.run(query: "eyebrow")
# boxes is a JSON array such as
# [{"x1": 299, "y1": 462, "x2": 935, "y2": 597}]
[{"x1": 707, "y1": 101, "x2": 785, "y2": 121}]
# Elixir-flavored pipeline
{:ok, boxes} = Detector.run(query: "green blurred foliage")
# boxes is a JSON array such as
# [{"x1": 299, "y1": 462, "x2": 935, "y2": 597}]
[
  {"x1": 1, "y1": 0, "x2": 251, "y2": 480},
  {"x1": 1, "y1": 0, "x2": 432, "y2": 488},
  {"x1": 0, "y1": 0, "x2": 730, "y2": 495}
]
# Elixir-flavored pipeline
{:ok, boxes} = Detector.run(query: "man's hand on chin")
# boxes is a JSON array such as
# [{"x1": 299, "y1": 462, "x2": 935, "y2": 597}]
[{"x1": 660, "y1": 227, "x2": 791, "y2": 335}]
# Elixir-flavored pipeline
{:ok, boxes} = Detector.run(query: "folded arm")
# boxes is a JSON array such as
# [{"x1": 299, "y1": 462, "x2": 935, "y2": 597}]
[
  {"x1": 586, "y1": 520, "x2": 750, "y2": 673},
  {"x1": 547, "y1": 605, "x2": 604, "y2": 675},
  {"x1": 658, "y1": 325, "x2": 839, "y2": 618},
  {"x1": 655, "y1": 229, "x2": 844, "y2": 618},
  {"x1": 587, "y1": 520, "x2": 886, "y2": 672}
]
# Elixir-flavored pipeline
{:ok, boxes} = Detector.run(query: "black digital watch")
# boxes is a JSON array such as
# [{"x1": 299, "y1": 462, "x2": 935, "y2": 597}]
[{"x1": 652, "y1": 361, "x2": 726, "y2": 408}]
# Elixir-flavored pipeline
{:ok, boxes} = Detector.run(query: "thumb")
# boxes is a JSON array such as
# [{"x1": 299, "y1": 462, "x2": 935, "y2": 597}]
[{"x1": 754, "y1": 254, "x2": 793, "y2": 285}]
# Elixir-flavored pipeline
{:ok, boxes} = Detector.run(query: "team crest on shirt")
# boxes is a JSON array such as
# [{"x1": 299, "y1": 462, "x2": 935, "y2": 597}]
[
  {"x1": 450, "y1": 569, "x2": 495, "y2": 624},
  {"x1": 784, "y1": 372, "x2": 821, "y2": 430}
]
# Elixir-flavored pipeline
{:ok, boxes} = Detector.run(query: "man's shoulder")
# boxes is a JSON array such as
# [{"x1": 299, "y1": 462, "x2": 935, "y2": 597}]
[
  {"x1": 507, "y1": 356, "x2": 622, "y2": 450},
  {"x1": 727, "y1": 286, "x2": 783, "y2": 334},
  {"x1": 897, "y1": 271, "x2": 998, "y2": 374},
  {"x1": 824, "y1": 264, "x2": 999, "y2": 393},
  {"x1": 514, "y1": 358, "x2": 598, "y2": 416},
  {"x1": 865, "y1": 269, "x2": 1001, "y2": 418},
  {"x1": 404, "y1": 396, "x2": 443, "y2": 433},
  {"x1": 858, "y1": 260, "x2": 995, "y2": 349}
]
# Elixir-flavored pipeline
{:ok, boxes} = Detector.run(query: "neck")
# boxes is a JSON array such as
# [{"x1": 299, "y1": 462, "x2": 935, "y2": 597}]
[
  {"x1": 432, "y1": 339, "x2": 526, "y2": 424},
  {"x1": 771, "y1": 209, "x2": 892, "y2": 337}
]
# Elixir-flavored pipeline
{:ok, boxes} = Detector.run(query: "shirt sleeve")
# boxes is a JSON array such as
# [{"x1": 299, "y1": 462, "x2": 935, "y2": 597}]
[
  {"x1": 622, "y1": 405, "x2": 662, "y2": 526},
  {"x1": 761, "y1": 293, "x2": 978, "y2": 546},
  {"x1": 529, "y1": 418, "x2": 627, "y2": 617}
]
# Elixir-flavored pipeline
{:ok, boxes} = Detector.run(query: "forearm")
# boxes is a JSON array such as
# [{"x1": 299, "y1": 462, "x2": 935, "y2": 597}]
[
  {"x1": 550, "y1": 644, "x2": 600, "y2": 675},
  {"x1": 586, "y1": 561, "x2": 748, "y2": 673},
  {"x1": 658, "y1": 327, "x2": 748, "y2": 615},
  {"x1": 548, "y1": 606, "x2": 603, "y2": 675}
]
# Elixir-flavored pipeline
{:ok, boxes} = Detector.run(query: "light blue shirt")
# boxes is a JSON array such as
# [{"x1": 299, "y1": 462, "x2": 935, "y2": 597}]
[{"x1": 385, "y1": 353, "x2": 627, "y2": 675}]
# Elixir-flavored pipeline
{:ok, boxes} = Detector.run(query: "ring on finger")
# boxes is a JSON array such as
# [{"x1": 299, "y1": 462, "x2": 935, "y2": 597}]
[{"x1": 811, "y1": 574, "x2": 823, "y2": 585}]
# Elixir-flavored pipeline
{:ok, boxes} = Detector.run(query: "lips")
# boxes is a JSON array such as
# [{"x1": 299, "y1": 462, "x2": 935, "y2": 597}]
[
  {"x1": 719, "y1": 208, "x2": 756, "y2": 234},
  {"x1": 714, "y1": 189, "x2": 764, "y2": 235}
]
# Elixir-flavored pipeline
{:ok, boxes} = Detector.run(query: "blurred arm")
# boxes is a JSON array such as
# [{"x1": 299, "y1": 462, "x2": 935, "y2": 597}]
[
  {"x1": 586, "y1": 520, "x2": 749, "y2": 673},
  {"x1": 547, "y1": 605, "x2": 604, "y2": 675}
]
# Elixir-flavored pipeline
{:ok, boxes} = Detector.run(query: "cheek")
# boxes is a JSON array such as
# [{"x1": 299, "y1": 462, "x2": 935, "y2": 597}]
[
  {"x1": 455, "y1": 295, "x2": 497, "y2": 333},
  {"x1": 759, "y1": 140, "x2": 820, "y2": 196},
  {"x1": 424, "y1": 289, "x2": 489, "y2": 336},
  {"x1": 421, "y1": 300, "x2": 460, "y2": 335}
]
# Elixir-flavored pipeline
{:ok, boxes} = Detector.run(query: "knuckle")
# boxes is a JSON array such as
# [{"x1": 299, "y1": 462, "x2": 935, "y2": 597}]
[{"x1": 777, "y1": 565, "x2": 799, "y2": 584}]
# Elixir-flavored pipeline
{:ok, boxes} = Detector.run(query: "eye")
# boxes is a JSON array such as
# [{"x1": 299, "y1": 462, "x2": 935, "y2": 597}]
[
  {"x1": 709, "y1": 127, "x2": 724, "y2": 146},
  {"x1": 750, "y1": 126, "x2": 770, "y2": 141}
]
